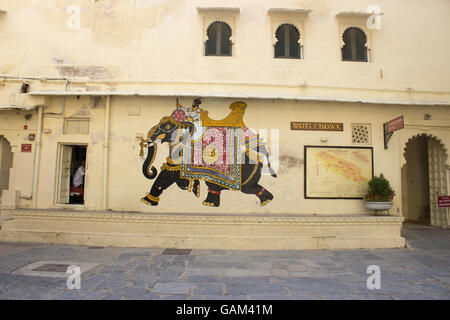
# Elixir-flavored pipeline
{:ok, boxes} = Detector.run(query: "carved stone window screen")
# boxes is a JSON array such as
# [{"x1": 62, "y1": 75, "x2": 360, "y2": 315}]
[{"x1": 351, "y1": 123, "x2": 371, "y2": 145}]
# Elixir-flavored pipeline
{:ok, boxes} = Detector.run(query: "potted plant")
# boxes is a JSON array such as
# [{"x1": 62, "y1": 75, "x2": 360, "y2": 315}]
[{"x1": 364, "y1": 173, "x2": 395, "y2": 214}]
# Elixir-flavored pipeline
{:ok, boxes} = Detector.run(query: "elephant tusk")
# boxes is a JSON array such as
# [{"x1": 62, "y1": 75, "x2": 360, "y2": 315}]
[
  {"x1": 148, "y1": 139, "x2": 161, "y2": 147},
  {"x1": 140, "y1": 138, "x2": 161, "y2": 157}
]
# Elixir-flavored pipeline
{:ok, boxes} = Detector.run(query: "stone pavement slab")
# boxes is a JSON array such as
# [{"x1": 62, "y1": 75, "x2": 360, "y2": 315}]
[{"x1": 0, "y1": 223, "x2": 448, "y2": 300}]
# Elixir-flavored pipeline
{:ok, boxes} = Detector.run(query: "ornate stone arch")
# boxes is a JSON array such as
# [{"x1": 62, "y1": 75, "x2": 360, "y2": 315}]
[
  {"x1": 341, "y1": 26, "x2": 367, "y2": 47},
  {"x1": 0, "y1": 135, "x2": 13, "y2": 196},
  {"x1": 402, "y1": 133, "x2": 448, "y2": 168},
  {"x1": 205, "y1": 20, "x2": 233, "y2": 43},
  {"x1": 274, "y1": 23, "x2": 301, "y2": 46},
  {"x1": 401, "y1": 132, "x2": 449, "y2": 228}
]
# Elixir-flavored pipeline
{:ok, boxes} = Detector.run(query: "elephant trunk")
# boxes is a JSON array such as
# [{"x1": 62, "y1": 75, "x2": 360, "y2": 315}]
[{"x1": 142, "y1": 144, "x2": 158, "y2": 179}]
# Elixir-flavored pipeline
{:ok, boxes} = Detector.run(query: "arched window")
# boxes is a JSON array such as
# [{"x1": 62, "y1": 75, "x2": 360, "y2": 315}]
[
  {"x1": 205, "y1": 21, "x2": 232, "y2": 56},
  {"x1": 341, "y1": 27, "x2": 368, "y2": 62},
  {"x1": 274, "y1": 24, "x2": 301, "y2": 59},
  {"x1": 0, "y1": 136, "x2": 12, "y2": 193}
]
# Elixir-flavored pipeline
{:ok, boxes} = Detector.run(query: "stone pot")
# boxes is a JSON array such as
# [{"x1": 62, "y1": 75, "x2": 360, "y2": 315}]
[{"x1": 364, "y1": 201, "x2": 393, "y2": 214}]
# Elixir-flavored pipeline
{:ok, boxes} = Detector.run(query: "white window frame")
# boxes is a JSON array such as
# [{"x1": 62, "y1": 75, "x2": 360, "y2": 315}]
[
  {"x1": 336, "y1": 12, "x2": 375, "y2": 62},
  {"x1": 197, "y1": 7, "x2": 240, "y2": 57},
  {"x1": 268, "y1": 8, "x2": 312, "y2": 59},
  {"x1": 54, "y1": 143, "x2": 88, "y2": 207}
]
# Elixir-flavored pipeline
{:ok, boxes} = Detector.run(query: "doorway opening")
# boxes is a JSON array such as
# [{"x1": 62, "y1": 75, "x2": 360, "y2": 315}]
[
  {"x1": 402, "y1": 134, "x2": 449, "y2": 228},
  {"x1": 57, "y1": 144, "x2": 87, "y2": 205},
  {"x1": 0, "y1": 136, "x2": 13, "y2": 202}
]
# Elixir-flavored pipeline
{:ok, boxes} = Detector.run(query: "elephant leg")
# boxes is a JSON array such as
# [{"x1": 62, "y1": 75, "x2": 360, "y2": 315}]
[
  {"x1": 203, "y1": 182, "x2": 226, "y2": 207},
  {"x1": 242, "y1": 183, "x2": 274, "y2": 207},
  {"x1": 142, "y1": 169, "x2": 177, "y2": 206},
  {"x1": 176, "y1": 179, "x2": 200, "y2": 198},
  {"x1": 176, "y1": 178, "x2": 189, "y2": 190},
  {"x1": 192, "y1": 180, "x2": 200, "y2": 198}
]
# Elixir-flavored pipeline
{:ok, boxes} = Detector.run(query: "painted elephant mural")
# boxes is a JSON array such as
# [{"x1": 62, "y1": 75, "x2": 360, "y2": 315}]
[{"x1": 139, "y1": 99, "x2": 277, "y2": 207}]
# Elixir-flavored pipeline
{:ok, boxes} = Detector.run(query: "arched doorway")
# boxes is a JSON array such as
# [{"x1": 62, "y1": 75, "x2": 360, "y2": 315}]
[
  {"x1": 402, "y1": 134, "x2": 449, "y2": 227},
  {"x1": 0, "y1": 136, "x2": 13, "y2": 202}
]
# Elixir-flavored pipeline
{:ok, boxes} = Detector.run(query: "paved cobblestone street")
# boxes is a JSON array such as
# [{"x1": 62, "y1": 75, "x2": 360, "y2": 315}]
[{"x1": 0, "y1": 222, "x2": 448, "y2": 300}]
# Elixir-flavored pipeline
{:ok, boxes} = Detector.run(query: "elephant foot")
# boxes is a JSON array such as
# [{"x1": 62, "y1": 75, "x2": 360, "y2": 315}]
[
  {"x1": 202, "y1": 189, "x2": 220, "y2": 207},
  {"x1": 141, "y1": 193, "x2": 160, "y2": 206},
  {"x1": 257, "y1": 187, "x2": 273, "y2": 206},
  {"x1": 192, "y1": 180, "x2": 200, "y2": 198},
  {"x1": 188, "y1": 180, "x2": 200, "y2": 198}
]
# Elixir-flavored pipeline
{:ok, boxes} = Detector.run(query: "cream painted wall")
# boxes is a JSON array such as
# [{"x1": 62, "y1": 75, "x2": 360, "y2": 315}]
[
  {"x1": 35, "y1": 96, "x2": 105, "y2": 209},
  {"x1": 25, "y1": 94, "x2": 449, "y2": 215},
  {"x1": 0, "y1": 110, "x2": 37, "y2": 205},
  {"x1": 0, "y1": 0, "x2": 449, "y2": 215},
  {"x1": 0, "y1": 0, "x2": 449, "y2": 103}
]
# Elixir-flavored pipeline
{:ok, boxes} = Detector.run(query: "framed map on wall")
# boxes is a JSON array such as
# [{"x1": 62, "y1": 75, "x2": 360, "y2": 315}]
[{"x1": 304, "y1": 146, "x2": 374, "y2": 199}]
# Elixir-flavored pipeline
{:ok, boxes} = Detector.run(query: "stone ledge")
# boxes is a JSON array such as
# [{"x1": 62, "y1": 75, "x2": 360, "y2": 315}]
[
  {"x1": 4, "y1": 209, "x2": 405, "y2": 225},
  {"x1": 0, "y1": 209, "x2": 405, "y2": 250}
]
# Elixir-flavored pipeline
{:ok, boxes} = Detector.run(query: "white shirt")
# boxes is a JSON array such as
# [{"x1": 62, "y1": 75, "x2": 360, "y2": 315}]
[{"x1": 73, "y1": 166, "x2": 85, "y2": 187}]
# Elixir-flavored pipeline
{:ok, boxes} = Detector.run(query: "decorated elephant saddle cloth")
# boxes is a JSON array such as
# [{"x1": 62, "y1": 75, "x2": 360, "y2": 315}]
[
  {"x1": 181, "y1": 126, "x2": 242, "y2": 190},
  {"x1": 180, "y1": 102, "x2": 266, "y2": 190}
]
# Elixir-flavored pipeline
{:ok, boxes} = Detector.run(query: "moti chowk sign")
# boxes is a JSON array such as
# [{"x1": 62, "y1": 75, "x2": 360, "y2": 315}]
[
  {"x1": 291, "y1": 122, "x2": 344, "y2": 131},
  {"x1": 384, "y1": 116, "x2": 404, "y2": 149}
]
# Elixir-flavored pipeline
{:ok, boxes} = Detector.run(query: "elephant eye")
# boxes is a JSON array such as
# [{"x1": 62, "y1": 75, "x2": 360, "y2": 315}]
[{"x1": 164, "y1": 124, "x2": 171, "y2": 130}]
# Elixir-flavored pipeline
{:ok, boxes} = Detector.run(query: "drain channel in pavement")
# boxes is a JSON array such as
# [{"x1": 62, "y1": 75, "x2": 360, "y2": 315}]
[{"x1": 11, "y1": 261, "x2": 100, "y2": 278}]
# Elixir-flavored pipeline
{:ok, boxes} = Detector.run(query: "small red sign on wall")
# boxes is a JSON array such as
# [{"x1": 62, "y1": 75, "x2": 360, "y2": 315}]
[
  {"x1": 384, "y1": 116, "x2": 404, "y2": 134},
  {"x1": 437, "y1": 196, "x2": 450, "y2": 207},
  {"x1": 21, "y1": 144, "x2": 32, "y2": 152}
]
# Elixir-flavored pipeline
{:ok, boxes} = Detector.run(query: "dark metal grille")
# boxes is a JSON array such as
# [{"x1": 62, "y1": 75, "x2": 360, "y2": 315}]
[
  {"x1": 31, "y1": 264, "x2": 71, "y2": 272},
  {"x1": 161, "y1": 249, "x2": 192, "y2": 255}
]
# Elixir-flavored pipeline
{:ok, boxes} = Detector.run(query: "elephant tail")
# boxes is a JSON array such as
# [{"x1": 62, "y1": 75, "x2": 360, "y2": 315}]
[
  {"x1": 142, "y1": 144, "x2": 158, "y2": 179},
  {"x1": 265, "y1": 156, "x2": 277, "y2": 178},
  {"x1": 257, "y1": 144, "x2": 277, "y2": 178}
]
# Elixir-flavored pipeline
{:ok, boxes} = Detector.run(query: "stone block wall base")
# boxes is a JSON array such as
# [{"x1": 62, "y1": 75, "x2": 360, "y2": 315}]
[
  {"x1": 0, "y1": 209, "x2": 13, "y2": 221},
  {"x1": 0, "y1": 191, "x2": 20, "y2": 209},
  {"x1": 0, "y1": 210, "x2": 406, "y2": 250}
]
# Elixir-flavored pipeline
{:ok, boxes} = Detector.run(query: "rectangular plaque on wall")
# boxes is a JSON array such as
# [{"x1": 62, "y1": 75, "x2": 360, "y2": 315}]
[
  {"x1": 21, "y1": 144, "x2": 32, "y2": 152},
  {"x1": 291, "y1": 122, "x2": 344, "y2": 131}
]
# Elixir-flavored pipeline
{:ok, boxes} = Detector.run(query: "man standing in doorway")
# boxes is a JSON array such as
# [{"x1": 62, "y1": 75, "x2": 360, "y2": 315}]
[{"x1": 73, "y1": 160, "x2": 85, "y2": 188}]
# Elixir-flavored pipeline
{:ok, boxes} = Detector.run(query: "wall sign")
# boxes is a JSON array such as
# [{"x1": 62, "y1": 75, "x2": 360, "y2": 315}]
[
  {"x1": 21, "y1": 144, "x2": 32, "y2": 152},
  {"x1": 437, "y1": 196, "x2": 450, "y2": 208},
  {"x1": 304, "y1": 146, "x2": 374, "y2": 199},
  {"x1": 384, "y1": 116, "x2": 404, "y2": 149},
  {"x1": 291, "y1": 122, "x2": 343, "y2": 131}
]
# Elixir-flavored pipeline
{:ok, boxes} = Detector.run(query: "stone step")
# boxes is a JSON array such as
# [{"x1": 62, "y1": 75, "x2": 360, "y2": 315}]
[{"x1": 0, "y1": 209, "x2": 406, "y2": 250}]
